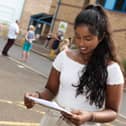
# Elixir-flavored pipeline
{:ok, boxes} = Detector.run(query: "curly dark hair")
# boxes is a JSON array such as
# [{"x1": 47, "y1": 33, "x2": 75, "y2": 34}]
[{"x1": 74, "y1": 4, "x2": 118, "y2": 108}]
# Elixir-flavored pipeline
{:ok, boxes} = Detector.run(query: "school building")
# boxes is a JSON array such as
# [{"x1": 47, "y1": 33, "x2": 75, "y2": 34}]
[{"x1": 49, "y1": 0, "x2": 126, "y2": 60}]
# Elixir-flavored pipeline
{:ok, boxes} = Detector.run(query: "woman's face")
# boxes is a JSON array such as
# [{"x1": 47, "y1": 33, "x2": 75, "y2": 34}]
[{"x1": 75, "y1": 25, "x2": 99, "y2": 55}]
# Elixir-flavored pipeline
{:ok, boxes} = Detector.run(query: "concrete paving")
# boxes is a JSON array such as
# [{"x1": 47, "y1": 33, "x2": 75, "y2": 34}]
[
  {"x1": 0, "y1": 38, "x2": 53, "y2": 126},
  {"x1": 0, "y1": 38, "x2": 52, "y2": 78},
  {"x1": 0, "y1": 51, "x2": 48, "y2": 126}
]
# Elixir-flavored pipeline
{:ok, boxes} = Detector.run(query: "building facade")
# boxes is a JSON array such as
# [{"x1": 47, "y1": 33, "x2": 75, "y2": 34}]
[
  {"x1": 20, "y1": 0, "x2": 52, "y2": 33},
  {"x1": 0, "y1": 0, "x2": 52, "y2": 39},
  {"x1": 49, "y1": 0, "x2": 126, "y2": 59},
  {"x1": 1, "y1": 0, "x2": 126, "y2": 59}
]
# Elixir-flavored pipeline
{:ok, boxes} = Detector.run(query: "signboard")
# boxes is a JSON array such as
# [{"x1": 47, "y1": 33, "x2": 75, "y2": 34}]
[{"x1": 58, "y1": 21, "x2": 68, "y2": 33}]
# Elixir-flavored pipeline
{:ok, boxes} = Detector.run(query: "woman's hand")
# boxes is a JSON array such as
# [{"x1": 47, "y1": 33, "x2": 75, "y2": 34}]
[
  {"x1": 61, "y1": 110, "x2": 92, "y2": 126},
  {"x1": 24, "y1": 92, "x2": 39, "y2": 109}
]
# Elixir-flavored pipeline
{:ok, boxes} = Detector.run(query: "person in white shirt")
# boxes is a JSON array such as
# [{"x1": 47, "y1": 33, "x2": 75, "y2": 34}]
[
  {"x1": 24, "y1": 4, "x2": 124, "y2": 126},
  {"x1": 2, "y1": 20, "x2": 19, "y2": 56}
]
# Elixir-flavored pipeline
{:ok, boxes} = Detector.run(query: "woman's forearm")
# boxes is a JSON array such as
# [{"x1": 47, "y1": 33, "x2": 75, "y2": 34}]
[
  {"x1": 91, "y1": 109, "x2": 117, "y2": 123},
  {"x1": 37, "y1": 88, "x2": 55, "y2": 101}
]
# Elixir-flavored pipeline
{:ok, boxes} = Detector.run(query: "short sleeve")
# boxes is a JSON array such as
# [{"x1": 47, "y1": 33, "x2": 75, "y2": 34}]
[
  {"x1": 52, "y1": 51, "x2": 65, "y2": 72},
  {"x1": 107, "y1": 63, "x2": 124, "y2": 85}
]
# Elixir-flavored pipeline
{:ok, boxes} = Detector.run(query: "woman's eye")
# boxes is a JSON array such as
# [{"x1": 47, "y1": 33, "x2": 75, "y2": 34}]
[
  {"x1": 75, "y1": 36, "x2": 81, "y2": 39},
  {"x1": 84, "y1": 37, "x2": 92, "y2": 41},
  {"x1": 85, "y1": 38, "x2": 92, "y2": 41}
]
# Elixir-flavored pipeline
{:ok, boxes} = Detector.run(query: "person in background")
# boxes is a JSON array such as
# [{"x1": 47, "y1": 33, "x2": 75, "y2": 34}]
[
  {"x1": 2, "y1": 20, "x2": 19, "y2": 56},
  {"x1": 59, "y1": 38, "x2": 70, "y2": 52},
  {"x1": 51, "y1": 31, "x2": 64, "y2": 51},
  {"x1": 21, "y1": 25, "x2": 35, "y2": 62},
  {"x1": 24, "y1": 4, "x2": 124, "y2": 126},
  {"x1": 49, "y1": 31, "x2": 64, "y2": 59},
  {"x1": 44, "y1": 32, "x2": 53, "y2": 48}
]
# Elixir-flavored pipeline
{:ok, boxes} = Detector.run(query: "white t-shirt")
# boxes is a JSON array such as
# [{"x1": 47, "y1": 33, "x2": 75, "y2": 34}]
[
  {"x1": 53, "y1": 51, "x2": 124, "y2": 112},
  {"x1": 8, "y1": 22, "x2": 19, "y2": 39}
]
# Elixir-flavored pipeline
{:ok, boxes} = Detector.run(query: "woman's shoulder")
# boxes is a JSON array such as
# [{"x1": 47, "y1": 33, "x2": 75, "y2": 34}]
[
  {"x1": 56, "y1": 49, "x2": 76, "y2": 63},
  {"x1": 65, "y1": 49, "x2": 77, "y2": 61},
  {"x1": 66, "y1": 48, "x2": 81, "y2": 57},
  {"x1": 65, "y1": 49, "x2": 74, "y2": 55},
  {"x1": 107, "y1": 61, "x2": 120, "y2": 68},
  {"x1": 107, "y1": 61, "x2": 123, "y2": 76},
  {"x1": 106, "y1": 61, "x2": 124, "y2": 85},
  {"x1": 58, "y1": 49, "x2": 73, "y2": 56}
]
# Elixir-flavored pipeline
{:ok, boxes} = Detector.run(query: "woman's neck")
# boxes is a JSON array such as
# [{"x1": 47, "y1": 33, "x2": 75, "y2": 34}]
[
  {"x1": 75, "y1": 50, "x2": 91, "y2": 63},
  {"x1": 68, "y1": 49, "x2": 90, "y2": 64}
]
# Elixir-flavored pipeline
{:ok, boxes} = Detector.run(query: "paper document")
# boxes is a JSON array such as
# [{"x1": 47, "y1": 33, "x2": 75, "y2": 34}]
[{"x1": 27, "y1": 96, "x2": 71, "y2": 114}]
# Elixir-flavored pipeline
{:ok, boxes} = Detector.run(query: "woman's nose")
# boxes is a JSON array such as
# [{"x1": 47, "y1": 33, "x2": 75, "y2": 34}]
[{"x1": 79, "y1": 39, "x2": 85, "y2": 46}]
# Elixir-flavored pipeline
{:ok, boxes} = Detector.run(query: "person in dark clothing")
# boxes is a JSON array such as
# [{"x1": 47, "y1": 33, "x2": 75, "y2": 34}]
[
  {"x1": 48, "y1": 31, "x2": 64, "y2": 59},
  {"x1": 51, "y1": 31, "x2": 64, "y2": 50}
]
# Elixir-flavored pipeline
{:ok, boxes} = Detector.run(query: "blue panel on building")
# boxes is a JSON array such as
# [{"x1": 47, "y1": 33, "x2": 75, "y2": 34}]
[{"x1": 104, "y1": 0, "x2": 116, "y2": 9}]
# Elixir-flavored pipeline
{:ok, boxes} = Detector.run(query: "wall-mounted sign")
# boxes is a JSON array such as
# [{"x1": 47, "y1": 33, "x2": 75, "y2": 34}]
[{"x1": 58, "y1": 21, "x2": 68, "y2": 33}]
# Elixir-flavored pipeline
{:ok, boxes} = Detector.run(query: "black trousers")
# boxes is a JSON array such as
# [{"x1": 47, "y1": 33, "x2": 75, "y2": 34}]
[{"x1": 2, "y1": 38, "x2": 15, "y2": 55}]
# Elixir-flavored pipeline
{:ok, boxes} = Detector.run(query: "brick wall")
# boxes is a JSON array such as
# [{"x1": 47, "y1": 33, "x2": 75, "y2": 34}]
[
  {"x1": 18, "y1": 0, "x2": 126, "y2": 59},
  {"x1": 20, "y1": 0, "x2": 52, "y2": 33},
  {"x1": 49, "y1": 0, "x2": 84, "y2": 37},
  {"x1": 49, "y1": 0, "x2": 126, "y2": 59},
  {"x1": 107, "y1": 11, "x2": 126, "y2": 59}
]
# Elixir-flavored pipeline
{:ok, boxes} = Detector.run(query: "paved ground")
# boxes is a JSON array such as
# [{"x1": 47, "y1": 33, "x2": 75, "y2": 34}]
[
  {"x1": 0, "y1": 38, "x2": 52, "y2": 125},
  {"x1": 0, "y1": 38, "x2": 52, "y2": 78},
  {"x1": 0, "y1": 53, "x2": 48, "y2": 126}
]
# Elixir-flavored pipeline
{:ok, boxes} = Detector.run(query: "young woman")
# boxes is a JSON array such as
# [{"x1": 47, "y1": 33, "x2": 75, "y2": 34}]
[
  {"x1": 21, "y1": 25, "x2": 35, "y2": 62},
  {"x1": 24, "y1": 4, "x2": 124, "y2": 126}
]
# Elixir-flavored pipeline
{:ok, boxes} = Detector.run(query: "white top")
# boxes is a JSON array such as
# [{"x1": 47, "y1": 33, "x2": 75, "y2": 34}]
[
  {"x1": 8, "y1": 22, "x2": 19, "y2": 39},
  {"x1": 53, "y1": 51, "x2": 124, "y2": 112}
]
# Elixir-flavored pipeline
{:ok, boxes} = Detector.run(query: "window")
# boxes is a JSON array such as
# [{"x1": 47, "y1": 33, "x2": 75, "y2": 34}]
[
  {"x1": 115, "y1": 0, "x2": 125, "y2": 10},
  {"x1": 104, "y1": 0, "x2": 116, "y2": 9},
  {"x1": 96, "y1": 0, "x2": 126, "y2": 12}
]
